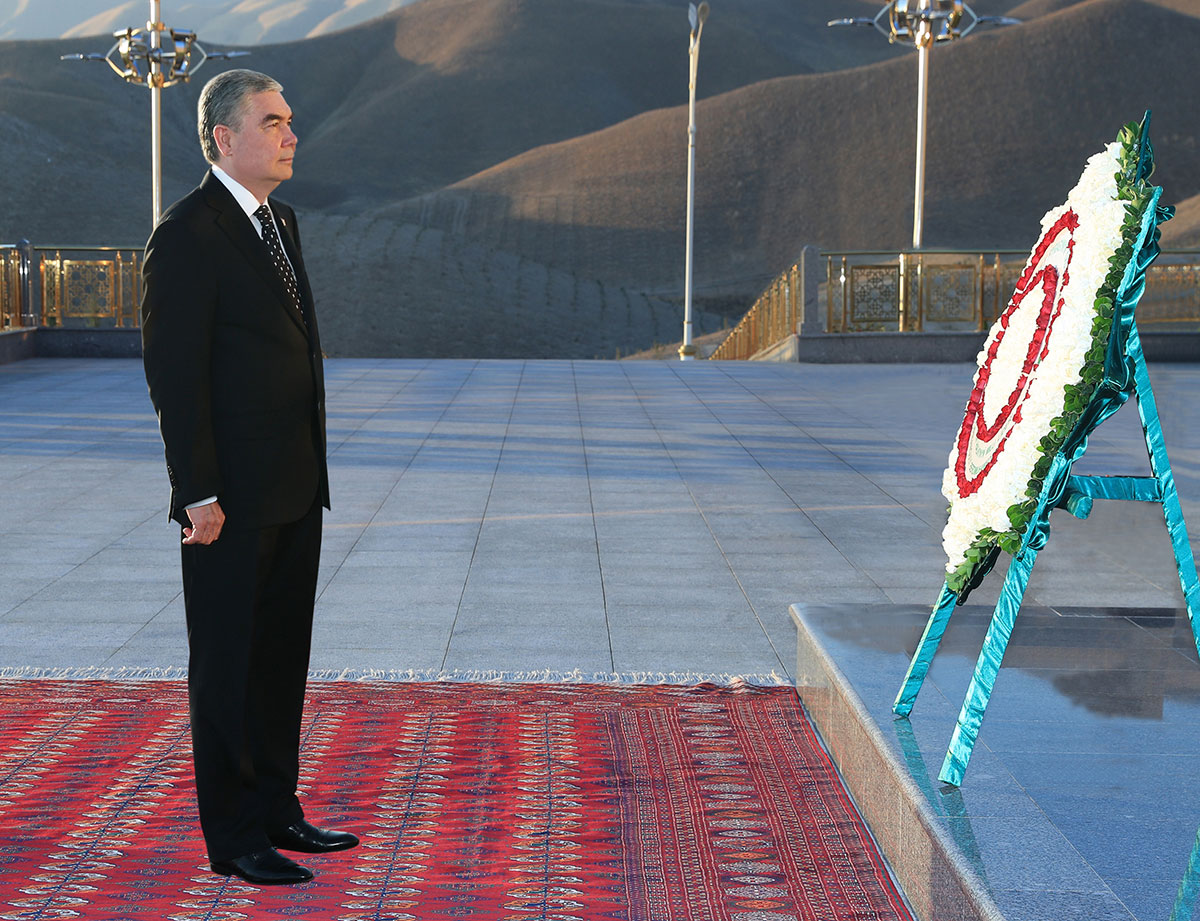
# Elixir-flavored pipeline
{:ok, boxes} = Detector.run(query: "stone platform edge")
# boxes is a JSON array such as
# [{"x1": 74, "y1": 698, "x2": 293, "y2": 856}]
[
  {"x1": 789, "y1": 603, "x2": 1005, "y2": 921},
  {"x1": 0, "y1": 328, "x2": 143, "y2": 363}
]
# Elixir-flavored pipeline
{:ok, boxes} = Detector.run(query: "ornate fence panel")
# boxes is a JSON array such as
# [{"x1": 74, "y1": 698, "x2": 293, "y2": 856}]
[
  {"x1": 826, "y1": 250, "x2": 1030, "y2": 333},
  {"x1": 847, "y1": 263, "x2": 900, "y2": 331},
  {"x1": 1140, "y1": 255, "x2": 1200, "y2": 328},
  {"x1": 918, "y1": 258, "x2": 980, "y2": 329},
  {"x1": 0, "y1": 247, "x2": 20, "y2": 329},
  {"x1": 39, "y1": 247, "x2": 142, "y2": 328}
]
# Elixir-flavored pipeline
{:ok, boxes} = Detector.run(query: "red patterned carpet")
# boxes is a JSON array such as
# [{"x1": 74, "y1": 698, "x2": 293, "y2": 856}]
[{"x1": 0, "y1": 679, "x2": 913, "y2": 921}]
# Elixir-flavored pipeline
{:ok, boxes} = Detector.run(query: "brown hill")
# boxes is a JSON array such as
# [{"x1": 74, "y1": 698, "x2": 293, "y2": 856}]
[
  {"x1": 381, "y1": 0, "x2": 1200, "y2": 299},
  {"x1": 0, "y1": 0, "x2": 829, "y2": 240},
  {"x1": 1163, "y1": 193, "x2": 1200, "y2": 248},
  {"x1": 299, "y1": 210, "x2": 724, "y2": 357}
]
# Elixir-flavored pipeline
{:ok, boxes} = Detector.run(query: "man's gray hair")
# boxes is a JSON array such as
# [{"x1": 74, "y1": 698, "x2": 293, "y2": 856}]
[{"x1": 197, "y1": 69, "x2": 283, "y2": 165}]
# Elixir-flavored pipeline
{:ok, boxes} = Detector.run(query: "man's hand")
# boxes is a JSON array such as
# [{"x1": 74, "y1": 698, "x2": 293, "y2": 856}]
[{"x1": 183, "y1": 500, "x2": 225, "y2": 545}]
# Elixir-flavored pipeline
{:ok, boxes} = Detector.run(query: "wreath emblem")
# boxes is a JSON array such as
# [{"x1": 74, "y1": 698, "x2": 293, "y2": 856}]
[{"x1": 954, "y1": 210, "x2": 1078, "y2": 499}]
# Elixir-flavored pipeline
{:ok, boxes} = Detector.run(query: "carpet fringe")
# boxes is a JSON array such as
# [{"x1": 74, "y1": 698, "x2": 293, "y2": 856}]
[
  {"x1": 309, "y1": 668, "x2": 794, "y2": 687},
  {"x1": 0, "y1": 666, "x2": 189, "y2": 680},
  {"x1": 0, "y1": 665, "x2": 793, "y2": 687}
]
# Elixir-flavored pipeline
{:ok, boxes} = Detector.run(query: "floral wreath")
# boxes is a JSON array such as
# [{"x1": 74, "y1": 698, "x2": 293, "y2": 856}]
[{"x1": 941, "y1": 120, "x2": 1160, "y2": 597}]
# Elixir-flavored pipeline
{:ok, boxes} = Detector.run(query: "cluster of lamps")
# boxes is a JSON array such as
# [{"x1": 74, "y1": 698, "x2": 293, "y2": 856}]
[
  {"x1": 62, "y1": 0, "x2": 247, "y2": 225},
  {"x1": 828, "y1": 2, "x2": 1018, "y2": 249}
]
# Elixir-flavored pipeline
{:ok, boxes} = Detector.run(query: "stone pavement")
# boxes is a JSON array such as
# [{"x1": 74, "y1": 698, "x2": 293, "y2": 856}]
[
  {"x1": 1, "y1": 357, "x2": 1195, "y2": 678},
  {"x1": 1, "y1": 356, "x2": 1198, "y2": 921}
]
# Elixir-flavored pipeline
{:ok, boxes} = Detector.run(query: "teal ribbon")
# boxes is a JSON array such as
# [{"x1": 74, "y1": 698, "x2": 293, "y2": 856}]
[
  {"x1": 893, "y1": 582, "x2": 958, "y2": 716},
  {"x1": 1171, "y1": 825, "x2": 1200, "y2": 921},
  {"x1": 938, "y1": 543, "x2": 1038, "y2": 786},
  {"x1": 1130, "y1": 323, "x2": 1200, "y2": 660}
]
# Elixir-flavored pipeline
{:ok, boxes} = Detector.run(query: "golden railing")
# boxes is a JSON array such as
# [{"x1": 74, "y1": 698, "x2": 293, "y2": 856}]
[
  {"x1": 709, "y1": 263, "x2": 803, "y2": 361},
  {"x1": 711, "y1": 248, "x2": 1200, "y2": 360},
  {"x1": 0, "y1": 244, "x2": 143, "y2": 330},
  {"x1": 41, "y1": 247, "x2": 142, "y2": 328},
  {"x1": 826, "y1": 250, "x2": 1025, "y2": 333},
  {"x1": 824, "y1": 249, "x2": 1200, "y2": 333}
]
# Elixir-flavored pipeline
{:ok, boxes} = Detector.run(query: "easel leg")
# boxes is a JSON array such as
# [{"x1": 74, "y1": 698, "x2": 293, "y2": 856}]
[
  {"x1": 894, "y1": 581, "x2": 958, "y2": 716},
  {"x1": 1158, "y1": 472, "x2": 1200, "y2": 658},
  {"x1": 939, "y1": 546, "x2": 1038, "y2": 785},
  {"x1": 1130, "y1": 328, "x2": 1200, "y2": 659},
  {"x1": 1169, "y1": 824, "x2": 1200, "y2": 921}
]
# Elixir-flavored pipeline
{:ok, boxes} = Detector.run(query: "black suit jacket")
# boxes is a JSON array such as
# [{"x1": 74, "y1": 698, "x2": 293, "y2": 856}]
[{"x1": 142, "y1": 171, "x2": 330, "y2": 529}]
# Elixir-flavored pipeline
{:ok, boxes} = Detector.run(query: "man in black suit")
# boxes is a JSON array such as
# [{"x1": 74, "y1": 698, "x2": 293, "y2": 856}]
[{"x1": 142, "y1": 69, "x2": 357, "y2": 886}]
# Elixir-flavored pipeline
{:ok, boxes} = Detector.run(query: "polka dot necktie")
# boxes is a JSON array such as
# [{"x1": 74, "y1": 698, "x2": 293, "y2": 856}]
[{"x1": 253, "y1": 204, "x2": 304, "y2": 318}]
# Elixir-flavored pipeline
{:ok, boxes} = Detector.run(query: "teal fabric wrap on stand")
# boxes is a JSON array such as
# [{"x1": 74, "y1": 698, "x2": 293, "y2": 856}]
[
  {"x1": 939, "y1": 545, "x2": 1039, "y2": 785},
  {"x1": 1129, "y1": 323, "x2": 1200, "y2": 659},
  {"x1": 893, "y1": 582, "x2": 958, "y2": 716},
  {"x1": 1171, "y1": 826, "x2": 1200, "y2": 921}
]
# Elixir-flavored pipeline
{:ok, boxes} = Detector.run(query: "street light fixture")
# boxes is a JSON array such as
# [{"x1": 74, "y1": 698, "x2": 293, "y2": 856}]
[
  {"x1": 62, "y1": 0, "x2": 248, "y2": 227},
  {"x1": 679, "y1": 0, "x2": 709, "y2": 361},
  {"x1": 829, "y1": 2, "x2": 1018, "y2": 249}
]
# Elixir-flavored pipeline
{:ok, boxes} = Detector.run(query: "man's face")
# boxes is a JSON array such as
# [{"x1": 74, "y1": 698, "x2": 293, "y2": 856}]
[{"x1": 216, "y1": 90, "x2": 297, "y2": 200}]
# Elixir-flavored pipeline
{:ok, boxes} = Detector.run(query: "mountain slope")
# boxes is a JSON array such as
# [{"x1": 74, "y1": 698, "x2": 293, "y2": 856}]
[
  {"x1": 0, "y1": 0, "x2": 812, "y2": 239},
  {"x1": 378, "y1": 0, "x2": 1200, "y2": 296}
]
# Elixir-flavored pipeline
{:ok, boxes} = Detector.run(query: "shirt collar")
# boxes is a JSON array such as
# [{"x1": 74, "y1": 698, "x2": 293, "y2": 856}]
[{"x1": 212, "y1": 165, "x2": 267, "y2": 224}]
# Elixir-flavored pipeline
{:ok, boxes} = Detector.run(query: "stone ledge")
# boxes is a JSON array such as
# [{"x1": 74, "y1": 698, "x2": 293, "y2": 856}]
[
  {"x1": 791, "y1": 602, "x2": 1006, "y2": 921},
  {"x1": 0, "y1": 328, "x2": 142, "y2": 364}
]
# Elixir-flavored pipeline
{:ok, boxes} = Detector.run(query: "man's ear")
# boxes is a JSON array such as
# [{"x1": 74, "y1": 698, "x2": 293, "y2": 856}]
[{"x1": 213, "y1": 124, "x2": 233, "y2": 160}]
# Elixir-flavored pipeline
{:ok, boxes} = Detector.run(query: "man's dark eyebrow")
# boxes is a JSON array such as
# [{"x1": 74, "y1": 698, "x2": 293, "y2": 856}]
[{"x1": 260, "y1": 112, "x2": 292, "y2": 126}]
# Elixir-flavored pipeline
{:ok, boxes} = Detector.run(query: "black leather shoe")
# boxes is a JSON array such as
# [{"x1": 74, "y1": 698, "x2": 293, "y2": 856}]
[
  {"x1": 269, "y1": 819, "x2": 359, "y2": 854},
  {"x1": 210, "y1": 848, "x2": 313, "y2": 885}
]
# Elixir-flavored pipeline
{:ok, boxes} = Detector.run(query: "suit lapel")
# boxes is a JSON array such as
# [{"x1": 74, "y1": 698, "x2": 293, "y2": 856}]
[{"x1": 201, "y1": 172, "x2": 309, "y2": 339}]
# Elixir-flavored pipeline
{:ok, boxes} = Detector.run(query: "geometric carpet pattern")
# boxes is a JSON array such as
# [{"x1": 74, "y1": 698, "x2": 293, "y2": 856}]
[{"x1": 0, "y1": 679, "x2": 914, "y2": 920}]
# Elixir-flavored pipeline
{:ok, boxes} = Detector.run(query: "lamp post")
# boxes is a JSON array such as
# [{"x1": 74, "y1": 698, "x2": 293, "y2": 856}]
[
  {"x1": 679, "y1": 0, "x2": 709, "y2": 361},
  {"x1": 829, "y1": 2, "x2": 1017, "y2": 249},
  {"x1": 62, "y1": 0, "x2": 248, "y2": 227}
]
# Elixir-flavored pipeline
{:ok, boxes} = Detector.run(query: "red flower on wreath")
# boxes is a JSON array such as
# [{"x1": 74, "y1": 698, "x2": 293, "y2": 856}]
[{"x1": 953, "y1": 210, "x2": 1079, "y2": 498}]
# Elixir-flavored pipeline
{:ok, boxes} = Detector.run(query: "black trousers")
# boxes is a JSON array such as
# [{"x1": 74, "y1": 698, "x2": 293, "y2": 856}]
[{"x1": 180, "y1": 498, "x2": 322, "y2": 862}]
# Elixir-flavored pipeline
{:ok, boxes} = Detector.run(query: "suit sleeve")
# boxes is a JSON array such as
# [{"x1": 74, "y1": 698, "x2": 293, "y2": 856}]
[{"x1": 141, "y1": 217, "x2": 223, "y2": 513}]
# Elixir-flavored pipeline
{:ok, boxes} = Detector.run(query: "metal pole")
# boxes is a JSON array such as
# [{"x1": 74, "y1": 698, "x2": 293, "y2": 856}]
[
  {"x1": 911, "y1": 5, "x2": 933, "y2": 250},
  {"x1": 680, "y1": 48, "x2": 699, "y2": 359},
  {"x1": 679, "y1": 3, "x2": 707, "y2": 360},
  {"x1": 149, "y1": 0, "x2": 164, "y2": 225},
  {"x1": 829, "y1": 4, "x2": 1019, "y2": 252},
  {"x1": 17, "y1": 239, "x2": 35, "y2": 328}
]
